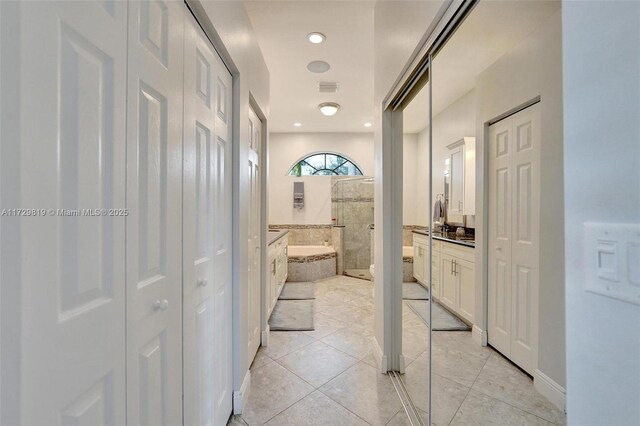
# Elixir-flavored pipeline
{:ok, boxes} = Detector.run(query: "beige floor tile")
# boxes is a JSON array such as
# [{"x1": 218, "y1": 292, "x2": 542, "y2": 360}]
[
  {"x1": 401, "y1": 358, "x2": 470, "y2": 426},
  {"x1": 403, "y1": 329, "x2": 430, "y2": 360},
  {"x1": 450, "y1": 389, "x2": 556, "y2": 426},
  {"x1": 384, "y1": 409, "x2": 430, "y2": 426},
  {"x1": 264, "y1": 390, "x2": 369, "y2": 426},
  {"x1": 264, "y1": 331, "x2": 315, "y2": 360},
  {"x1": 303, "y1": 312, "x2": 347, "y2": 339},
  {"x1": 241, "y1": 362, "x2": 314, "y2": 426},
  {"x1": 472, "y1": 352, "x2": 566, "y2": 425},
  {"x1": 227, "y1": 414, "x2": 249, "y2": 425},
  {"x1": 319, "y1": 362, "x2": 404, "y2": 426},
  {"x1": 277, "y1": 341, "x2": 359, "y2": 388},
  {"x1": 431, "y1": 344, "x2": 488, "y2": 388},
  {"x1": 321, "y1": 327, "x2": 374, "y2": 360},
  {"x1": 250, "y1": 347, "x2": 274, "y2": 370},
  {"x1": 432, "y1": 331, "x2": 492, "y2": 360}
]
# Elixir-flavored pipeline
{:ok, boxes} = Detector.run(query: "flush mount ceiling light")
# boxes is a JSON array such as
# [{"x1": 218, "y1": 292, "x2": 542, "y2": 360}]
[
  {"x1": 307, "y1": 60, "x2": 330, "y2": 73},
  {"x1": 293, "y1": 122, "x2": 302, "y2": 127},
  {"x1": 318, "y1": 102, "x2": 340, "y2": 116},
  {"x1": 308, "y1": 32, "x2": 326, "y2": 44},
  {"x1": 364, "y1": 122, "x2": 372, "y2": 128}
]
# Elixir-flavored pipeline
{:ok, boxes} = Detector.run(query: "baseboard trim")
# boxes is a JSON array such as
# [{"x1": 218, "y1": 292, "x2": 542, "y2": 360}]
[
  {"x1": 472, "y1": 325, "x2": 487, "y2": 346},
  {"x1": 398, "y1": 353, "x2": 406, "y2": 374},
  {"x1": 232, "y1": 370, "x2": 251, "y2": 415},
  {"x1": 261, "y1": 325, "x2": 270, "y2": 346},
  {"x1": 371, "y1": 337, "x2": 388, "y2": 373},
  {"x1": 533, "y1": 369, "x2": 566, "y2": 413}
]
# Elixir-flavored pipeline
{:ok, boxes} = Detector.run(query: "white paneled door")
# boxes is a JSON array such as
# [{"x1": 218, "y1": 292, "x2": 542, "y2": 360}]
[
  {"x1": 247, "y1": 107, "x2": 262, "y2": 362},
  {"x1": 183, "y1": 12, "x2": 233, "y2": 426},
  {"x1": 488, "y1": 103, "x2": 540, "y2": 375},
  {"x1": 126, "y1": 1, "x2": 184, "y2": 424},
  {"x1": 1, "y1": 1, "x2": 128, "y2": 423}
]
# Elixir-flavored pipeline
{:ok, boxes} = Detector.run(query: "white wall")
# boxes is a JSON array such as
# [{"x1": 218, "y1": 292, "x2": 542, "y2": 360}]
[
  {"x1": 475, "y1": 10, "x2": 565, "y2": 388},
  {"x1": 268, "y1": 132, "x2": 374, "y2": 225},
  {"x1": 194, "y1": 0, "x2": 270, "y2": 410},
  {"x1": 563, "y1": 1, "x2": 640, "y2": 424}
]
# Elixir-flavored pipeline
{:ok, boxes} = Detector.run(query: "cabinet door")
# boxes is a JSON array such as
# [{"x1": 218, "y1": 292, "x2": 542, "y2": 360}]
[
  {"x1": 413, "y1": 243, "x2": 424, "y2": 282},
  {"x1": 456, "y1": 258, "x2": 475, "y2": 323},
  {"x1": 431, "y1": 253, "x2": 440, "y2": 298},
  {"x1": 448, "y1": 145, "x2": 465, "y2": 223},
  {"x1": 440, "y1": 254, "x2": 457, "y2": 310}
]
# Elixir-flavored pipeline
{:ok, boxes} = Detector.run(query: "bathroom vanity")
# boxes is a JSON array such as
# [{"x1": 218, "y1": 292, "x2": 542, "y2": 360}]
[
  {"x1": 413, "y1": 231, "x2": 475, "y2": 323},
  {"x1": 267, "y1": 230, "x2": 289, "y2": 316}
]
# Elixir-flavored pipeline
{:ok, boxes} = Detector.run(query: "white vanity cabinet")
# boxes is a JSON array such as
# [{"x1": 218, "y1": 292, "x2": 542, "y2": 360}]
[
  {"x1": 413, "y1": 233, "x2": 475, "y2": 324},
  {"x1": 446, "y1": 137, "x2": 476, "y2": 220},
  {"x1": 267, "y1": 234, "x2": 288, "y2": 316},
  {"x1": 440, "y1": 242, "x2": 475, "y2": 323},
  {"x1": 412, "y1": 234, "x2": 441, "y2": 297}
]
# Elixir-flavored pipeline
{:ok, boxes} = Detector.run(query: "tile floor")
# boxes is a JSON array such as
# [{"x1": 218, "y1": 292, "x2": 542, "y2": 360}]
[{"x1": 229, "y1": 275, "x2": 566, "y2": 426}]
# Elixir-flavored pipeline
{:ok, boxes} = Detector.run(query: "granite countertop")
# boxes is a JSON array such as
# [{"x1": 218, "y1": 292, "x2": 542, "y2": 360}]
[
  {"x1": 412, "y1": 229, "x2": 475, "y2": 248},
  {"x1": 267, "y1": 230, "x2": 289, "y2": 245}
]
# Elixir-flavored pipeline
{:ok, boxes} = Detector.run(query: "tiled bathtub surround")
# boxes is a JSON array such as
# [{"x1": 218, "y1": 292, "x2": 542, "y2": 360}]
[
  {"x1": 269, "y1": 224, "x2": 332, "y2": 246},
  {"x1": 288, "y1": 249, "x2": 337, "y2": 282},
  {"x1": 370, "y1": 229, "x2": 417, "y2": 282}
]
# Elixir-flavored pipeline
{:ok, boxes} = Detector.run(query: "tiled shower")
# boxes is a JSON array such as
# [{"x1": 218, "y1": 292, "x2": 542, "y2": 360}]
[{"x1": 331, "y1": 177, "x2": 374, "y2": 279}]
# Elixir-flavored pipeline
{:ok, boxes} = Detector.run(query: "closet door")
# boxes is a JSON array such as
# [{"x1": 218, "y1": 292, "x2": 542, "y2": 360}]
[
  {"x1": 488, "y1": 117, "x2": 513, "y2": 357},
  {"x1": 488, "y1": 103, "x2": 540, "y2": 375},
  {"x1": 183, "y1": 10, "x2": 233, "y2": 426},
  {"x1": 0, "y1": 1, "x2": 128, "y2": 423},
  {"x1": 247, "y1": 107, "x2": 262, "y2": 361},
  {"x1": 508, "y1": 104, "x2": 540, "y2": 374},
  {"x1": 125, "y1": 1, "x2": 184, "y2": 424}
]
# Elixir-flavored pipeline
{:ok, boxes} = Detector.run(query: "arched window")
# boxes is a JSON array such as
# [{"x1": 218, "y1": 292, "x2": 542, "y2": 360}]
[{"x1": 288, "y1": 153, "x2": 363, "y2": 176}]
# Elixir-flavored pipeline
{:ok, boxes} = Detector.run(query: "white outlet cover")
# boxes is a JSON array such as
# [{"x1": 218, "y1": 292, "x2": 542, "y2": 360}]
[{"x1": 584, "y1": 223, "x2": 640, "y2": 305}]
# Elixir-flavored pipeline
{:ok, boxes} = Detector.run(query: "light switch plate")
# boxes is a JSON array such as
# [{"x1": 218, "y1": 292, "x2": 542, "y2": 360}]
[{"x1": 584, "y1": 223, "x2": 640, "y2": 305}]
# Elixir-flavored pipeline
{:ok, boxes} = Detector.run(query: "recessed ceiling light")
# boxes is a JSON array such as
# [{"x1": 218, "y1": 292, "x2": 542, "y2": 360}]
[
  {"x1": 364, "y1": 122, "x2": 372, "y2": 128},
  {"x1": 308, "y1": 32, "x2": 326, "y2": 44},
  {"x1": 307, "y1": 60, "x2": 330, "y2": 73},
  {"x1": 293, "y1": 122, "x2": 302, "y2": 127},
  {"x1": 318, "y1": 102, "x2": 340, "y2": 116}
]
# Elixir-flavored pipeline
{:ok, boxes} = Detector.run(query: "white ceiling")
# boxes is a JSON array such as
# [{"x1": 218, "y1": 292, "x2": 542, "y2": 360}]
[
  {"x1": 403, "y1": 0, "x2": 561, "y2": 134},
  {"x1": 244, "y1": 1, "x2": 375, "y2": 133}
]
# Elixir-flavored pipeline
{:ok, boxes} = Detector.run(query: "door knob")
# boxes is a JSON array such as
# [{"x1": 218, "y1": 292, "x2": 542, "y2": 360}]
[
  {"x1": 197, "y1": 278, "x2": 208, "y2": 287},
  {"x1": 154, "y1": 299, "x2": 169, "y2": 311}
]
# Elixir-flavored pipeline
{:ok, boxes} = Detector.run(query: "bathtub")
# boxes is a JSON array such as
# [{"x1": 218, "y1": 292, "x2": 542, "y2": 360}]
[{"x1": 287, "y1": 245, "x2": 337, "y2": 282}]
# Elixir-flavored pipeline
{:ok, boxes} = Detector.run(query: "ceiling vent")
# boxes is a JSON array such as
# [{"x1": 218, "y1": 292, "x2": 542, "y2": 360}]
[{"x1": 318, "y1": 82, "x2": 340, "y2": 93}]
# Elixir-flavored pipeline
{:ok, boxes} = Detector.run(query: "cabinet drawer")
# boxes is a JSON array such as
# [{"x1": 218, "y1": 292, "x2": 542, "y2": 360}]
[{"x1": 441, "y1": 242, "x2": 474, "y2": 263}]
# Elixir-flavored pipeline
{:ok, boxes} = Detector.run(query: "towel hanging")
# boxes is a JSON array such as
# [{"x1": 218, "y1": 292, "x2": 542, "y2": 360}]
[{"x1": 433, "y1": 199, "x2": 444, "y2": 223}]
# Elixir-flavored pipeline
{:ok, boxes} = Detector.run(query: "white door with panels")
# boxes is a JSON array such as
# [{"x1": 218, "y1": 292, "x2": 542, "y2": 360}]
[
  {"x1": 183, "y1": 11, "x2": 233, "y2": 426},
  {"x1": 488, "y1": 103, "x2": 540, "y2": 375},
  {"x1": 247, "y1": 107, "x2": 262, "y2": 361},
  {"x1": 0, "y1": 1, "x2": 128, "y2": 423},
  {"x1": 125, "y1": 1, "x2": 184, "y2": 424}
]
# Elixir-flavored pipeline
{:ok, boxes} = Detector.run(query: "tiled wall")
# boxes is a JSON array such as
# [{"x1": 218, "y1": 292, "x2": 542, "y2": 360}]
[
  {"x1": 332, "y1": 226, "x2": 345, "y2": 275},
  {"x1": 370, "y1": 227, "x2": 419, "y2": 282},
  {"x1": 403, "y1": 225, "x2": 428, "y2": 246},
  {"x1": 332, "y1": 178, "x2": 374, "y2": 270},
  {"x1": 269, "y1": 224, "x2": 332, "y2": 246}
]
